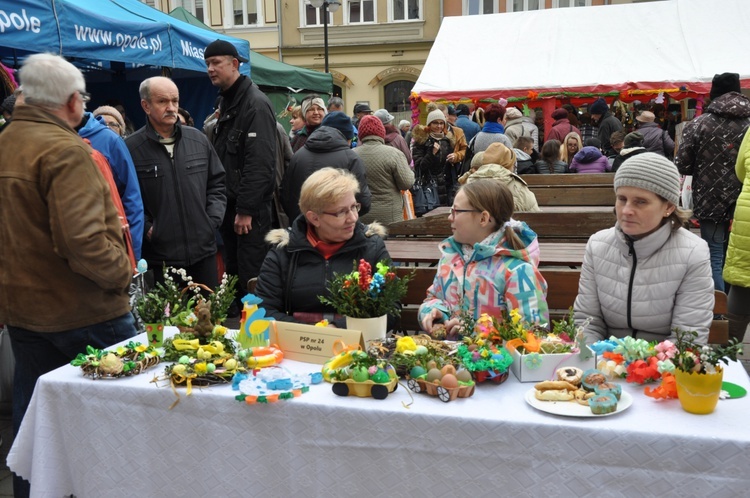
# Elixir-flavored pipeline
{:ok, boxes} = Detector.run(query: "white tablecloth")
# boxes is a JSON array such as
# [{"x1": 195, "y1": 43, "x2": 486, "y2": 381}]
[{"x1": 8, "y1": 330, "x2": 750, "y2": 497}]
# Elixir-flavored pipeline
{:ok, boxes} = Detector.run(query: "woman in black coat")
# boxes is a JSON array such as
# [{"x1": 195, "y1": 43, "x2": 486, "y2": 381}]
[{"x1": 255, "y1": 167, "x2": 390, "y2": 328}]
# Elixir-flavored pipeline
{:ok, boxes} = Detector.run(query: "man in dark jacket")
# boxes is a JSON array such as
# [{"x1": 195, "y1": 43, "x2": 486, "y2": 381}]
[
  {"x1": 281, "y1": 111, "x2": 372, "y2": 221},
  {"x1": 204, "y1": 39, "x2": 277, "y2": 294},
  {"x1": 453, "y1": 103, "x2": 481, "y2": 144},
  {"x1": 126, "y1": 76, "x2": 226, "y2": 288},
  {"x1": 675, "y1": 72, "x2": 750, "y2": 292},
  {"x1": 590, "y1": 98, "x2": 623, "y2": 157}
]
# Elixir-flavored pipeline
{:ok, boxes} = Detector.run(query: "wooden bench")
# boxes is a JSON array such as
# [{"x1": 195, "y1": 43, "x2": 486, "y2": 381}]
[
  {"x1": 388, "y1": 208, "x2": 615, "y2": 243},
  {"x1": 528, "y1": 186, "x2": 615, "y2": 207},
  {"x1": 394, "y1": 266, "x2": 729, "y2": 344},
  {"x1": 522, "y1": 173, "x2": 615, "y2": 186},
  {"x1": 385, "y1": 239, "x2": 587, "y2": 267},
  {"x1": 519, "y1": 173, "x2": 616, "y2": 207}
]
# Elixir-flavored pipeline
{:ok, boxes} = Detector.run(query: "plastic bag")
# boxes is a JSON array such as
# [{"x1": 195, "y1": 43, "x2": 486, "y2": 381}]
[
  {"x1": 401, "y1": 190, "x2": 415, "y2": 220},
  {"x1": 0, "y1": 325, "x2": 14, "y2": 408},
  {"x1": 681, "y1": 175, "x2": 693, "y2": 210}
]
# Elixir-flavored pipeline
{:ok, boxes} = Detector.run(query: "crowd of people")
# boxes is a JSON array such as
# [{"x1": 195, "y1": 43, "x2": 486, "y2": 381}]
[{"x1": 1, "y1": 46, "x2": 749, "y2": 496}]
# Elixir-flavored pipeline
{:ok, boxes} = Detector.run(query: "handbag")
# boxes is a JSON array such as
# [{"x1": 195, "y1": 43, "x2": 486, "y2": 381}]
[{"x1": 411, "y1": 167, "x2": 440, "y2": 216}]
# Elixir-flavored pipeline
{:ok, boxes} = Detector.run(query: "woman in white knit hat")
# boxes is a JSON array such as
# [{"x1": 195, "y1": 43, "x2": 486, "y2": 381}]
[
  {"x1": 573, "y1": 152, "x2": 715, "y2": 345},
  {"x1": 410, "y1": 108, "x2": 457, "y2": 212}
]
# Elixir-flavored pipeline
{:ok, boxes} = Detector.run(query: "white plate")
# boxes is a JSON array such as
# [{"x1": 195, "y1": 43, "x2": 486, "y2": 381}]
[{"x1": 525, "y1": 388, "x2": 633, "y2": 417}]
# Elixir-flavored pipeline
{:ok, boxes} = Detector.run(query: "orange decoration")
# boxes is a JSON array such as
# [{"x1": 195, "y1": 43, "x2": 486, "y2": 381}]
[
  {"x1": 644, "y1": 372, "x2": 678, "y2": 399},
  {"x1": 504, "y1": 332, "x2": 541, "y2": 354}
]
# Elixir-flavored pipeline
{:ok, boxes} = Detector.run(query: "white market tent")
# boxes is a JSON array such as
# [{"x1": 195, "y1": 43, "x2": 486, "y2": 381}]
[{"x1": 413, "y1": 0, "x2": 750, "y2": 104}]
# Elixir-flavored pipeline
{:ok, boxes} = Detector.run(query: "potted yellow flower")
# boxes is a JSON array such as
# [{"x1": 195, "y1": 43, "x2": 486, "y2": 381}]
[{"x1": 669, "y1": 329, "x2": 743, "y2": 414}]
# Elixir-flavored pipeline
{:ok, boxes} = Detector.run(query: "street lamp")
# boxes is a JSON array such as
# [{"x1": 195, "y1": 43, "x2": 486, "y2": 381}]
[{"x1": 310, "y1": 0, "x2": 340, "y2": 73}]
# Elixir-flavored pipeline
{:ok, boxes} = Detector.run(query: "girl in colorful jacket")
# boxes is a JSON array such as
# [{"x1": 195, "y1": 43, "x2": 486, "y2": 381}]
[{"x1": 419, "y1": 179, "x2": 549, "y2": 339}]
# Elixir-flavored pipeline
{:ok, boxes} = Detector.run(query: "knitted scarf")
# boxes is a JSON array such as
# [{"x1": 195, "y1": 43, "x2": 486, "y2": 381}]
[{"x1": 482, "y1": 121, "x2": 505, "y2": 134}]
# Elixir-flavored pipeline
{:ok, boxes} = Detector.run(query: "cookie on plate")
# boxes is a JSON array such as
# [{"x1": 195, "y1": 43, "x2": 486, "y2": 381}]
[{"x1": 556, "y1": 367, "x2": 584, "y2": 386}]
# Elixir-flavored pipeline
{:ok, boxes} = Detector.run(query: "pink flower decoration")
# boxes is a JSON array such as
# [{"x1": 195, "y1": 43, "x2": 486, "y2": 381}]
[
  {"x1": 655, "y1": 340, "x2": 676, "y2": 361},
  {"x1": 368, "y1": 366, "x2": 378, "y2": 375}
]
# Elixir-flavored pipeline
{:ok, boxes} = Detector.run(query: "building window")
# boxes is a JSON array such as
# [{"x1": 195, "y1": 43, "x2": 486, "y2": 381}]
[
  {"x1": 507, "y1": 0, "x2": 544, "y2": 12},
  {"x1": 390, "y1": 0, "x2": 421, "y2": 21},
  {"x1": 303, "y1": 0, "x2": 334, "y2": 26},
  {"x1": 384, "y1": 80, "x2": 414, "y2": 113},
  {"x1": 174, "y1": 0, "x2": 206, "y2": 23},
  {"x1": 232, "y1": 0, "x2": 261, "y2": 26},
  {"x1": 553, "y1": 0, "x2": 591, "y2": 7},
  {"x1": 464, "y1": 0, "x2": 497, "y2": 15},
  {"x1": 347, "y1": 0, "x2": 375, "y2": 23}
]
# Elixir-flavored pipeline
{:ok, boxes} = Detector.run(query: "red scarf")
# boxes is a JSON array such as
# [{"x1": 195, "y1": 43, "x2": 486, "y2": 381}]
[{"x1": 306, "y1": 225, "x2": 345, "y2": 260}]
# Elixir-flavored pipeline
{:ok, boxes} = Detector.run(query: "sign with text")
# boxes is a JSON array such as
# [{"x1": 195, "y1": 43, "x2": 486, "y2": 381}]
[{"x1": 271, "y1": 321, "x2": 364, "y2": 365}]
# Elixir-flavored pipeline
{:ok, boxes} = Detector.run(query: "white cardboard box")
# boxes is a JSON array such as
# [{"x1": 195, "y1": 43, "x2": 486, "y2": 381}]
[{"x1": 510, "y1": 346, "x2": 597, "y2": 383}]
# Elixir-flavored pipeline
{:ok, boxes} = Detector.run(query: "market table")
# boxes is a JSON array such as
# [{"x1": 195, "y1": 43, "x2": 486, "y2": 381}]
[{"x1": 8, "y1": 329, "x2": 750, "y2": 497}]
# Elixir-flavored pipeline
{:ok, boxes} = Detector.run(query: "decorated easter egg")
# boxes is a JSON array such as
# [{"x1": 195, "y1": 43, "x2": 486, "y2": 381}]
[
  {"x1": 441, "y1": 364, "x2": 456, "y2": 377},
  {"x1": 224, "y1": 358, "x2": 238, "y2": 371},
  {"x1": 172, "y1": 364, "x2": 187, "y2": 376},
  {"x1": 426, "y1": 368, "x2": 442, "y2": 383},
  {"x1": 384, "y1": 364, "x2": 397, "y2": 378},
  {"x1": 371, "y1": 369, "x2": 390, "y2": 384},
  {"x1": 441, "y1": 373, "x2": 458, "y2": 389},
  {"x1": 410, "y1": 365, "x2": 427, "y2": 379},
  {"x1": 456, "y1": 368, "x2": 472, "y2": 383},
  {"x1": 415, "y1": 345, "x2": 428, "y2": 356},
  {"x1": 178, "y1": 355, "x2": 190, "y2": 365},
  {"x1": 206, "y1": 363, "x2": 216, "y2": 373},
  {"x1": 427, "y1": 360, "x2": 438, "y2": 370},
  {"x1": 352, "y1": 366, "x2": 369, "y2": 382}
]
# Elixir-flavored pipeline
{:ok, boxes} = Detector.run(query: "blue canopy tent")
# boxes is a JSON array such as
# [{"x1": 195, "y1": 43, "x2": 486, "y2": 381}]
[
  {"x1": 0, "y1": 0, "x2": 252, "y2": 126},
  {"x1": 0, "y1": 0, "x2": 250, "y2": 73}
]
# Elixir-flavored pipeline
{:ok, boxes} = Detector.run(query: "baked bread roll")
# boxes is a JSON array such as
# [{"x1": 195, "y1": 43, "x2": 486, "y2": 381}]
[
  {"x1": 534, "y1": 389, "x2": 575, "y2": 401},
  {"x1": 534, "y1": 380, "x2": 578, "y2": 392}
]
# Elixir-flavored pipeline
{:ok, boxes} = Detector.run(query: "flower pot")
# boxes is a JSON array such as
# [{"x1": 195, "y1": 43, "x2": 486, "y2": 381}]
[
  {"x1": 346, "y1": 315, "x2": 387, "y2": 344},
  {"x1": 145, "y1": 323, "x2": 164, "y2": 348},
  {"x1": 674, "y1": 368, "x2": 723, "y2": 415}
]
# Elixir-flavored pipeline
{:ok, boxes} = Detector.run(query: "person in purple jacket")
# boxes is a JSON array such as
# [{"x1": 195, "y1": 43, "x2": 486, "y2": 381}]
[{"x1": 569, "y1": 146, "x2": 612, "y2": 173}]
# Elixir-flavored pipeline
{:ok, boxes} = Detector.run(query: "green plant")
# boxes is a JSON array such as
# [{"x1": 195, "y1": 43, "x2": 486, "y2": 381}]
[
  {"x1": 134, "y1": 289, "x2": 168, "y2": 323},
  {"x1": 210, "y1": 273, "x2": 238, "y2": 324},
  {"x1": 134, "y1": 266, "x2": 238, "y2": 327},
  {"x1": 671, "y1": 328, "x2": 743, "y2": 374},
  {"x1": 319, "y1": 259, "x2": 411, "y2": 318}
]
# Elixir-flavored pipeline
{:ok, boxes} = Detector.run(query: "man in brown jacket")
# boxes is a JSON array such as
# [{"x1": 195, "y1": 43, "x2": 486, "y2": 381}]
[{"x1": 0, "y1": 54, "x2": 136, "y2": 498}]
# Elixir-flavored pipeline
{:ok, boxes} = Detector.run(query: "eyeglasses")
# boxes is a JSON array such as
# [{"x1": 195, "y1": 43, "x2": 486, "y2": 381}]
[
  {"x1": 78, "y1": 91, "x2": 91, "y2": 103},
  {"x1": 450, "y1": 207, "x2": 480, "y2": 217},
  {"x1": 106, "y1": 121, "x2": 121, "y2": 130},
  {"x1": 322, "y1": 203, "x2": 361, "y2": 219}
]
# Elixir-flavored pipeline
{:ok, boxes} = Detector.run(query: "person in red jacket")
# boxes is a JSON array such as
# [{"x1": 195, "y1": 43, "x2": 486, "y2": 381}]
[{"x1": 546, "y1": 107, "x2": 581, "y2": 143}]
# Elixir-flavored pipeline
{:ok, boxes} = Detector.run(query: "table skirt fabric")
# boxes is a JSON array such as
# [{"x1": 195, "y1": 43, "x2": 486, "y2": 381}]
[{"x1": 8, "y1": 329, "x2": 750, "y2": 497}]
